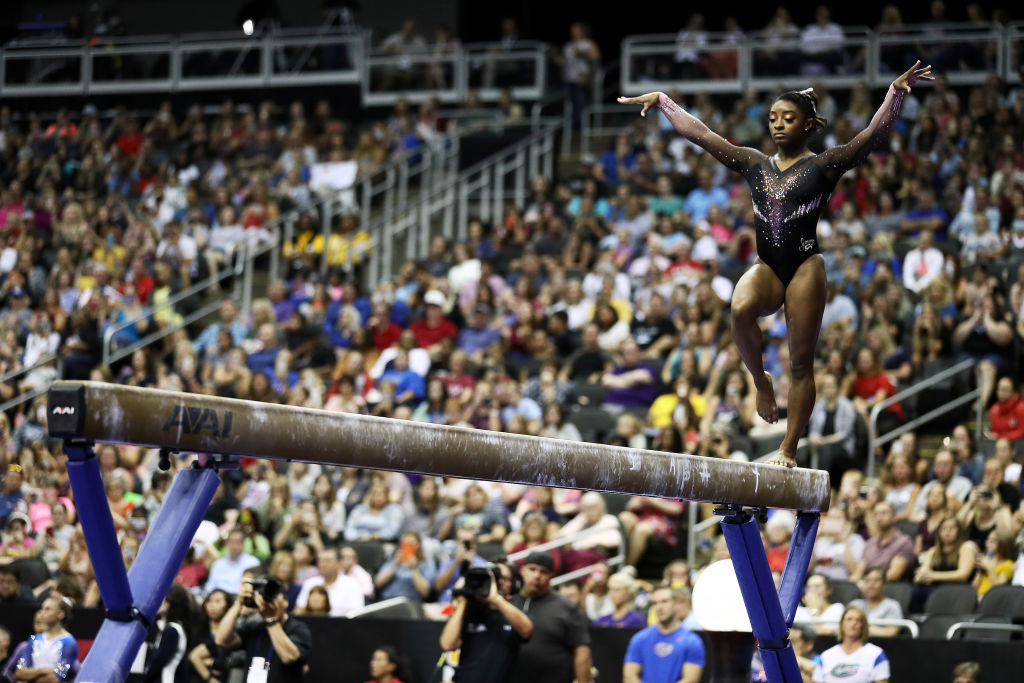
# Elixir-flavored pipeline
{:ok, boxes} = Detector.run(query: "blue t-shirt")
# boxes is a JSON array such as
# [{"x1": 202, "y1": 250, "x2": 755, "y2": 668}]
[{"x1": 625, "y1": 624, "x2": 705, "y2": 683}]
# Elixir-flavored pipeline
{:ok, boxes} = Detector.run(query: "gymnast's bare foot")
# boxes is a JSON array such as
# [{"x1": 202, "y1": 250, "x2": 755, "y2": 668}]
[
  {"x1": 756, "y1": 372, "x2": 779, "y2": 424},
  {"x1": 765, "y1": 450, "x2": 798, "y2": 468}
]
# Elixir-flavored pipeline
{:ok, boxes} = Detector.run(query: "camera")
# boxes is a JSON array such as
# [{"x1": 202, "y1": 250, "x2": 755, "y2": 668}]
[
  {"x1": 978, "y1": 490, "x2": 994, "y2": 500},
  {"x1": 454, "y1": 562, "x2": 499, "y2": 601},
  {"x1": 243, "y1": 577, "x2": 283, "y2": 608}
]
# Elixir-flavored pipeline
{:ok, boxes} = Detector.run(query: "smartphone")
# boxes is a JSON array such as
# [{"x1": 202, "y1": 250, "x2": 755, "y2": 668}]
[{"x1": 400, "y1": 540, "x2": 416, "y2": 562}]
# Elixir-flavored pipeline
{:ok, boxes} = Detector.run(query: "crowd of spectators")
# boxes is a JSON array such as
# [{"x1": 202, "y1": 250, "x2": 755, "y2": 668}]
[{"x1": 2, "y1": 5, "x2": 1024, "y2": 681}]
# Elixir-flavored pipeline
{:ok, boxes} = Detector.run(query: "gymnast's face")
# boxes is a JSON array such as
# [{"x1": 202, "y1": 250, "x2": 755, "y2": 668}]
[{"x1": 768, "y1": 100, "x2": 811, "y2": 148}]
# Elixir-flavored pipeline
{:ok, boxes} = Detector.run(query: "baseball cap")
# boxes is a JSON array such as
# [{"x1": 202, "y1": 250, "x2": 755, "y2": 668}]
[
  {"x1": 849, "y1": 244, "x2": 867, "y2": 259},
  {"x1": 473, "y1": 303, "x2": 492, "y2": 316},
  {"x1": 522, "y1": 551, "x2": 555, "y2": 572},
  {"x1": 424, "y1": 290, "x2": 446, "y2": 307},
  {"x1": 6, "y1": 512, "x2": 31, "y2": 533}
]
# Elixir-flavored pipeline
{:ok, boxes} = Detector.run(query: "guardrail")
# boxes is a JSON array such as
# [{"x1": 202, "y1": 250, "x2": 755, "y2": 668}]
[
  {"x1": 802, "y1": 616, "x2": 920, "y2": 638},
  {"x1": 507, "y1": 521, "x2": 628, "y2": 587},
  {"x1": 947, "y1": 621, "x2": 1024, "y2": 640},
  {"x1": 866, "y1": 358, "x2": 983, "y2": 478},
  {"x1": 621, "y1": 22, "x2": 1018, "y2": 95},
  {"x1": 0, "y1": 32, "x2": 548, "y2": 103},
  {"x1": 362, "y1": 117, "x2": 561, "y2": 283},
  {"x1": 0, "y1": 28, "x2": 366, "y2": 96}
]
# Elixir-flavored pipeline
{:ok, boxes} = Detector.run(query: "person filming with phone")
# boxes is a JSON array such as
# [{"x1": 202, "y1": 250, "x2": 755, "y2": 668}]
[
  {"x1": 215, "y1": 574, "x2": 312, "y2": 683},
  {"x1": 440, "y1": 560, "x2": 533, "y2": 683}
]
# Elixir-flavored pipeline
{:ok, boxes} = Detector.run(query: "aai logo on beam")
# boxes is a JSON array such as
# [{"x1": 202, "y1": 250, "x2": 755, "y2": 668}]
[{"x1": 162, "y1": 406, "x2": 233, "y2": 437}]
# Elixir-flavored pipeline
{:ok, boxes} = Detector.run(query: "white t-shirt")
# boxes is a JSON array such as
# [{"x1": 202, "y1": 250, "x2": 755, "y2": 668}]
[
  {"x1": 813, "y1": 642, "x2": 890, "y2": 683},
  {"x1": 795, "y1": 601, "x2": 845, "y2": 626},
  {"x1": 295, "y1": 573, "x2": 365, "y2": 617}
]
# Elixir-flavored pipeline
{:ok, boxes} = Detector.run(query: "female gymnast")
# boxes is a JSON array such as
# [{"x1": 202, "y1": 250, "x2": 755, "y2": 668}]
[{"x1": 620, "y1": 61, "x2": 932, "y2": 467}]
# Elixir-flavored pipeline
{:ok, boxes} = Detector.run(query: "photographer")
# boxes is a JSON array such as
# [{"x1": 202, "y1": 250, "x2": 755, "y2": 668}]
[
  {"x1": 440, "y1": 561, "x2": 533, "y2": 683},
  {"x1": 214, "y1": 576, "x2": 311, "y2": 683}
]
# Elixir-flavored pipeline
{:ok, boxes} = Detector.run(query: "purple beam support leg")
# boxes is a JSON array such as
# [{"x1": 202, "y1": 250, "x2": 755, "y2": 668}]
[
  {"x1": 721, "y1": 511, "x2": 804, "y2": 683},
  {"x1": 777, "y1": 512, "x2": 820, "y2": 626},
  {"x1": 64, "y1": 443, "x2": 133, "y2": 618},
  {"x1": 76, "y1": 466, "x2": 221, "y2": 682}
]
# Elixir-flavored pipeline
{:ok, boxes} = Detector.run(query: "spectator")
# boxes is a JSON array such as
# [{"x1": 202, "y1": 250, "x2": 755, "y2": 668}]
[
  {"x1": 434, "y1": 528, "x2": 489, "y2": 603},
  {"x1": 901, "y1": 230, "x2": 945, "y2": 295},
  {"x1": 602, "y1": 339, "x2": 662, "y2": 411},
  {"x1": 558, "y1": 492, "x2": 624, "y2": 568},
  {"x1": 215, "y1": 577, "x2": 312, "y2": 683},
  {"x1": 883, "y1": 455, "x2": 920, "y2": 521},
  {"x1": 374, "y1": 530, "x2": 436, "y2": 602},
  {"x1": 593, "y1": 572, "x2": 646, "y2": 628},
  {"x1": 9, "y1": 596, "x2": 77, "y2": 681},
  {"x1": 974, "y1": 530, "x2": 1015, "y2": 600},
  {"x1": 899, "y1": 189, "x2": 948, "y2": 239},
  {"x1": 439, "y1": 560, "x2": 533, "y2": 683},
  {"x1": 509, "y1": 552, "x2": 593, "y2": 683},
  {"x1": 295, "y1": 547, "x2": 364, "y2": 617},
  {"x1": 619, "y1": 494, "x2": 682, "y2": 568},
  {"x1": 365, "y1": 645, "x2": 412, "y2": 683},
  {"x1": 915, "y1": 483, "x2": 949, "y2": 556},
  {"x1": 958, "y1": 483, "x2": 1015, "y2": 550},
  {"x1": 800, "y1": 6, "x2": 844, "y2": 75},
  {"x1": 304, "y1": 585, "x2": 331, "y2": 615},
  {"x1": 795, "y1": 574, "x2": 845, "y2": 635},
  {"x1": 988, "y1": 377, "x2": 1024, "y2": 441},
  {"x1": 205, "y1": 529, "x2": 261, "y2": 595},
  {"x1": 452, "y1": 484, "x2": 508, "y2": 544},
  {"x1": 188, "y1": 589, "x2": 232, "y2": 683},
  {"x1": 913, "y1": 449, "x2": 973, "y2": 519},
  {"x1": 850, "y1": 502, "x2": 915, "y2": 582},
  {"x1": 623, "y1": 584, "x2": 705, "y2": 683},
  {"x1": 813, "y1": 606, "x2": 890, "y2": 683},
  {"x1": 951, "y1": 661, "x2": 981, "y2": 683},
  {"x1": 911, "y1": 516, "x2": 977, "y2": 611},
  {"x1": 849, "y1": 567, "x2": 903, "y2": 637},
  {"x1": 137, "y1": 583, "x2": 190, "y2": 682},
  {"x1": 808, "y1": 372, "x2": 858, "y2": 482},
  {"x1": 338, "y1": 545, "x2": 375, "y2": 600},
  {"x1": 345, "y1": 483, "x2": 405, "y2": 542},
  {"x1": 813, "y1": 508, "x2": 864, "y2": 582}
]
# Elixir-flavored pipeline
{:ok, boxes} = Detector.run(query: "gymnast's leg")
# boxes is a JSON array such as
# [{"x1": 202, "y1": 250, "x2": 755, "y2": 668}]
[
  {"x1": 731, "y1": 261, "x2": 786, "y2": 424},
  {"x1": 770, "y1": 255, "x2": 827, "y2": 468}
]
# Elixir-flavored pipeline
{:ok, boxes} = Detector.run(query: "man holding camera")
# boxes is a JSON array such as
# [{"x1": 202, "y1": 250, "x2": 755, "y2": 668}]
[
  {"x1": 215, "y1": 576, "x2": 311, "y2": 683},
  {"x1": 440, "y1": 561, "x2": 533, "y2": 683},
  {"x1": 509, "y1": 552, "x2": 592, "y2": 683}
]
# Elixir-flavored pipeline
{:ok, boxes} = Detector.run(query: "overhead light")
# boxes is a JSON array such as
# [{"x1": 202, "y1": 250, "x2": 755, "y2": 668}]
[{"x1": 242, "y1": 19, "x2": 254, "y2": 36}]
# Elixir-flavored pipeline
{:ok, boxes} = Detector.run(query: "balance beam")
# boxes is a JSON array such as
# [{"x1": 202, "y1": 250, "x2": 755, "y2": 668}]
[{"x1": 48, "y1": 381, "x2": 830, "y2": 512}]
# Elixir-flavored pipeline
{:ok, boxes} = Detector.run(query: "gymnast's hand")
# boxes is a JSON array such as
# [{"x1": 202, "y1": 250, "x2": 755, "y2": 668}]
[
  {"x1": 617, "y1": 92, "x2": 663, "y2": 118},
  {"x1": 892, "y1": 61, "x2": 934, "y2": 92}
]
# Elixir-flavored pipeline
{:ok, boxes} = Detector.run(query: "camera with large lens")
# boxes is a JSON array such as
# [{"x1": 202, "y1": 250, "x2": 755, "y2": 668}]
[
  {"x1": 453, "y1": 562, "x2": 499, "y2": 601},
  {"x1": 243, "y1": 577, "x2": 283, "y2": 608}
]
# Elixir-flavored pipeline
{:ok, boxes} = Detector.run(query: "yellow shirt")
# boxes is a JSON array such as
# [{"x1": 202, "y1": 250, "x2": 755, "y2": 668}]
[
  {"x1": 312, "y1": 231, "x2": 372, "y2": 266},
  {"x1": 976, "y1": 559, "x2": 1014, "y2": 598},
  {"x1": 282, "y1": 231, "x2": 320, "y2": 258}
]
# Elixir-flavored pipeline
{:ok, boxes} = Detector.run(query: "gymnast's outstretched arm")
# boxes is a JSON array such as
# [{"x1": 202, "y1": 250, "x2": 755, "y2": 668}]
[
  {"x1": 818, "y1": 60, "x2": 933, "y2": 175},
  {"x1": 618, "y1": 92, "x2": 763, "y2": 174}
]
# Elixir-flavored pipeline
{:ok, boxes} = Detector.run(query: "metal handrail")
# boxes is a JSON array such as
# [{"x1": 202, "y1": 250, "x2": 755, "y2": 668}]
[
  {"x1": 946, "y1": 621, "x2": 1024, "y2": 640},
  {"x1": 801, "y1": 616, "x2": 920, "y2": 638},
  {"x1": 0, "y1": 353, "x2": 57, "y2": 385},
  {"x1": 507, "y1": 520, "x2": 628, "y2": 587},
  {"x1": 866, "y1": 358, "x2": 982, "y2": 478}
]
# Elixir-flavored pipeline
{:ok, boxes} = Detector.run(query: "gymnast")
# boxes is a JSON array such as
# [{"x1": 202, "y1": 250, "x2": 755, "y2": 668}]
[{"x1": 620, "y1": 61, "x2": 933, "y2": 467}]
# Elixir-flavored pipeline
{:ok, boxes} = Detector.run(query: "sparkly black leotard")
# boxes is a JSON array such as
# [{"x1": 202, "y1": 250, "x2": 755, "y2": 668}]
[
  {"x1": 658, "y1": 86, "x2": 906, "y2": 288},
  {"x1": 745, "y1": 156, "x2": 831, "y2": 287}
]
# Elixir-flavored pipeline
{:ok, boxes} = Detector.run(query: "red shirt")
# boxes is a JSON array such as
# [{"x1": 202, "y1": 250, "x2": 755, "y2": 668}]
[
  {"x1": 371, "y1": 322, "x2": 402, "y2": 351},
  {"x1": 409, "y1": 317, "x2": 457, "y2": 348},
  {"x1": 117, "y1": 132, "x2": 145, "y2": 158},
  {"x1": 854, "y1": 373, "x2": 904, "y2": 421},
  {"x1": 990, "y1": 393, "x2": 1024, "y2": 440}
]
